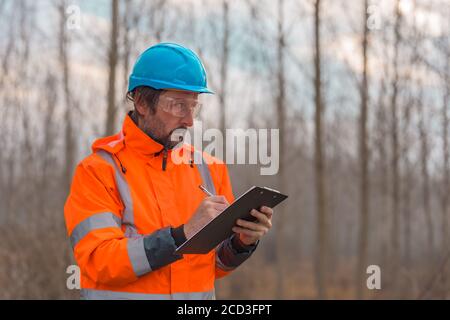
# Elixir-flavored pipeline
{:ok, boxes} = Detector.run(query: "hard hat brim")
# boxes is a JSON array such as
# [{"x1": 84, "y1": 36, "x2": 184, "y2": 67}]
[{"x1": 128, "y1": 76, "x2": 214, "y2": 94}]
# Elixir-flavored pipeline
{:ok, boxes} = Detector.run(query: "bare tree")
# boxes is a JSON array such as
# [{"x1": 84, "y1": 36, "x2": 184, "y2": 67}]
[
  {"x1": 389, "y1": 0, "x2": 402, "y2": 286},
  {"x1": 38, "y1": 73, "x2": 58, "y2": 218},
  {"x1": 0, "y1": 1, "x2": 16, "y2": 90},
  {"x1": 56, "y1": 0, "x2": 76, "y2": 191},
  {"x1": 417, "y1": 86, "x2": 434, "y2": 256},
  {"x1": 399, "y1": 0, "x2": 421, "y2": 271},
  {"x1": 418, "y1": 0, "x2": 450, "y2": 256},
  {"x1": 121, "y1": 0, "x2": 132, "y2": 97},
  {"x1": 313, "y1": 0, "x2": 327, "y2": 299},
  {"x1": 105, "y1": 0, "x2": 119, "y2": 136},
  {"x1": 274, "y1": 0, "x2": 287, "y2": 299},
  {"x1": 372, "y1": 39, "x2": 391, "y2": 272},
  {"x1": 400, "y1": 96, "x2": 413, "y2": 269},
  {"x1": 356, "y1": 0, "x2": 370, "y2": 299},
  {"x1": 219, "y1": 0, "x2": 229, "y2": 140},
  {"x1": 440, "y1": 42, "x2": 450, "y2": 252}
]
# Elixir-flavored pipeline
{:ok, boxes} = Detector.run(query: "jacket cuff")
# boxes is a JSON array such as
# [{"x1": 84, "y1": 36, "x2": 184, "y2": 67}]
[
  {"x1": 171, "y1": 224, "x2": 187, "y2": 247},
  {"x1": 143, "y1": 227, "x2": 183, "y2": 271},
  {"x1": 231, "y1": 234, "x2": 259, "y2": 253},
  {"x1": 215, "y1": 234, "x2": 258, "y2": 271}
]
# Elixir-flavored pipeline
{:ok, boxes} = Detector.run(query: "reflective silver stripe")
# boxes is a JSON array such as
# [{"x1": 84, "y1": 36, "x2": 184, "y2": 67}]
[
  {"x1": 80, "y1": 288, "x2": 215, "y2": 300},
  {"x1": 127, "y1": 236, "x2": 151, "y2": 276},
  {"x1": 97, "y1": 150, "x2": 151, "y2": 277},
  {"x1": 195, "y1": 151, "x2": 216, "y2": 195},
  {"x1": 70, "y1": 212, "x2": 121, "y2": 248},
  {"x1": 172, "y1": 291, "x2": 216, "y2": 300},
  {"x1": 96, "y1": 150, "x2": 138, "y2": 238}
]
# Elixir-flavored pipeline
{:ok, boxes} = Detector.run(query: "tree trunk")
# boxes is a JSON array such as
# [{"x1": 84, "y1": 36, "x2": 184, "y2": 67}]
[
  {"x1": 356, "y1": 0, "x2": 370, "y2": 299},
  {"x1": 275, "y1": 0, "x2": 287, "y2": 299},
  {"x1": 39, "y1": 73, "x2": 58, "y2": 218},
  {"x1": 389, "y1": 0, "x2": 401, "y2": 289},
  {"x1": 418, "y1": 91, "x2": 434, "y2": 257},
  {"x1": 401, "y1": 97, "x2": 413, "y2": 269},
  {"x1": 441, "y1": 54, "x2": 450, "y2": 252},
  {"x1": 313, "y1": 0, "x2": 327, "y2": 299},
  {"x1": 219, "y1": 0, "x2": 229, "y2": 147},
  {"x1": 105, "y1": 0, "x2": 119, "y2": 136},
  {"x1": 122, "y1": 0, "x2": 131, "y2": 98},
  {"x1": 375, "y1": 75, "x2": 390, "y2": 271},
  {"x1": 57, "y1": 0, "x2": 76, "y2": 192}
]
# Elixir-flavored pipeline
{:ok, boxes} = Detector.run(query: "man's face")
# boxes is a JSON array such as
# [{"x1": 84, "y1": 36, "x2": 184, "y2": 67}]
[{"x1": 140, "y1": 90, "x2": 199, "y2": 148}]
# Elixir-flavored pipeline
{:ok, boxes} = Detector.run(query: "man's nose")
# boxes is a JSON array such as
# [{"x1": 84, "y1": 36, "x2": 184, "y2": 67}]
[{"x1": 181, "y1": 112, "x2": 194, "y2": 127}]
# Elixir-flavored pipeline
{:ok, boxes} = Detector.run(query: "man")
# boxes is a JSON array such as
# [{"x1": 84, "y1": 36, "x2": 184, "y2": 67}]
[{"x1": 64, "y1": 43, "x2": 273, "y2": 300}]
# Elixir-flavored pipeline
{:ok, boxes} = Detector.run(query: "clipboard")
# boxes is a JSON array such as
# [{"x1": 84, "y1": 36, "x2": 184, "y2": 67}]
[{"x1": 175, "y1": 186, "x2": 288, "y2": 254}]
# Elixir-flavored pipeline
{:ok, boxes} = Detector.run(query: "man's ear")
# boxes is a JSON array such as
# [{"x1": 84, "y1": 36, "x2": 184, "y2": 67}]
[{"x1": 134, "y1": 96, "x2": 147, "y2": 117}]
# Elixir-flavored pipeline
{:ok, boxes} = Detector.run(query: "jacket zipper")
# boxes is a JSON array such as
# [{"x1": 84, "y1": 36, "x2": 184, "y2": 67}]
[{"x1": 162, "y1": 148, "x2": 168, "y2": 171}]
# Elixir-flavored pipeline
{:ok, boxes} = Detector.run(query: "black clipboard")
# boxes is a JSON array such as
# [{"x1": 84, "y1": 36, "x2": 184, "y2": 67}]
[{"x1": 175, "y1": 186, "x2": 288, "y2": 254}]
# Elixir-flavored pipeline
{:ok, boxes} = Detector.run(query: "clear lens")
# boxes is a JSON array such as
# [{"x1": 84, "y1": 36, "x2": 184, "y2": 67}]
[{"x1": 161, "y1": 97, "x2": 202, "y2": 118}]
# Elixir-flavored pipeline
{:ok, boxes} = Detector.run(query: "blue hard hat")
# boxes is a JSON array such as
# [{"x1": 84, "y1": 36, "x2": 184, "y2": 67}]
[{"x1": 128, "y1": 43, "x2": 214, "y2": 94}]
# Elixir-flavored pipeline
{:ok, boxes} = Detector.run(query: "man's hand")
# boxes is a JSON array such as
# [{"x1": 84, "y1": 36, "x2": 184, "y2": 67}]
[
  {"x1": 184, "y1": 196, "x2": 229, "y2": 239},
  {"x1": 232, "y1": 206, "x2": 273, "y2": 246}
]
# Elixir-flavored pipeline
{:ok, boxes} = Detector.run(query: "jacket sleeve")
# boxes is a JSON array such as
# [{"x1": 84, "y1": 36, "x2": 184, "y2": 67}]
[
  {"x1": 64, "y1": 155, "x2": 181, "y2": 287},
  {"x1": 213, "y1": 163, "x2": 258, "y2": 279}
]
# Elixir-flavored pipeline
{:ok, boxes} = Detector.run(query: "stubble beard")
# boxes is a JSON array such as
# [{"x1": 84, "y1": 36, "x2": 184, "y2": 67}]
[{"x1": 142, "y1": 115, "x2": 186, "y2": 149}]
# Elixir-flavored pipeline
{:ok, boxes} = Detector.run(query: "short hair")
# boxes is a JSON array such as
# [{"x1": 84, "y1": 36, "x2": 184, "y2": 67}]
[{"x1": 126, "y1": 86, "x2": 164, "y2": 115}]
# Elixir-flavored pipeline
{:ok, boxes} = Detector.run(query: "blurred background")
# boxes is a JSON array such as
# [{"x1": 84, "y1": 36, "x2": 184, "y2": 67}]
[{"x1": 0, "y1": 0, "x2": 449, "y2": 299}]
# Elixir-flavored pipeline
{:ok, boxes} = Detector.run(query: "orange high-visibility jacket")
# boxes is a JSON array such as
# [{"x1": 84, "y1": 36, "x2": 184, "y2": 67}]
[{"x1": 64, "y1": 113, "x2": 257, "y2": 300}]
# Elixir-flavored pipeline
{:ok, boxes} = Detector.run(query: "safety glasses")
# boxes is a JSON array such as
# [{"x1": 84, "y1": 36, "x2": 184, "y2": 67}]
[{"x1": 159, "y1": 96, "x2": 203, "y2": 118}]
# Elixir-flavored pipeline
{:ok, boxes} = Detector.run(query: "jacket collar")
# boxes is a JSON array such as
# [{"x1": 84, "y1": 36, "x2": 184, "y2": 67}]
[
  {"x1": 92, "y1": 112, "x2": 191, "y2": 170},
  {"x1": 122, "y1": 112, "x2": 166, "y2": 156},
  {"x1": 122, "y1": 112, "x2": 190, "y2": 156}
]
